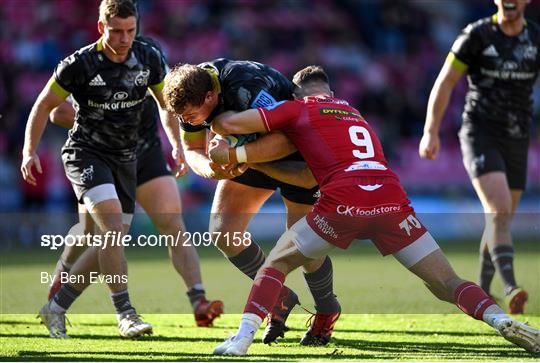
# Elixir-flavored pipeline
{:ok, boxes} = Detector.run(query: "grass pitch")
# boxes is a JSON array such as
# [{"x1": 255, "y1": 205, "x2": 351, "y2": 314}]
[{"x1": 1, "y1": 241, "x2": 539, "y2": 361}]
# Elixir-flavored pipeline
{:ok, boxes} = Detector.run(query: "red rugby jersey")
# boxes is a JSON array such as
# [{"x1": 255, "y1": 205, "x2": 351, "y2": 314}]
[{"x1": 258, "y1": 95, "x2": 400, "y2": 191}]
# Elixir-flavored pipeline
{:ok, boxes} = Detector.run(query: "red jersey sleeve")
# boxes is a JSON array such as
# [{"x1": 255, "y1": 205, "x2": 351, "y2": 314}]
[{"x1": 257, "y1": 100, "x2": 302, "y2": 132}]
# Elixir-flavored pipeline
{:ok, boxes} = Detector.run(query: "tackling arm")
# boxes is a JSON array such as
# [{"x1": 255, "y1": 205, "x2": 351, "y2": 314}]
[
  {"x1": 250, "y1": 161, "x2": 317, "y2": 189},
  {"x1": 211, "y1": 109, "x2": 266, "y2": 135},
  {"x1": 419, "y1": 56, "x2": 464, "y2": 160}
]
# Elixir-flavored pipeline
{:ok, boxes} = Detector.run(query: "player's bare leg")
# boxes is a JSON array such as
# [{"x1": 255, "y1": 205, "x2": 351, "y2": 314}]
[
  {"x1": 210, "y1": 179, "x2": 304, "y2": 341},
  {"x1": 282, "y1": 197, "x2": 341, "y2": 346},
  {"x1": 472, "y1": 172, "x2": 527, "y2": 313},
  {"x1": 394, "y1": 235, "x2": 539, "y2": 354},
  {"x1": 48, "y1": 204, "x2": 94, "y2": 299},
  {"x1": 136, "y1": 175, "x2": 223, "y2": 326},
  {"x1": 214, "y1": 233, "x2": 312, "y2": 356}
]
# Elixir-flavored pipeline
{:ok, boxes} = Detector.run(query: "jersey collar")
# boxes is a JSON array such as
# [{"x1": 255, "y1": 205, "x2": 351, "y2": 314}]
[{"x1": 491, "y1": 13, "x2": 528, "y2": 26}]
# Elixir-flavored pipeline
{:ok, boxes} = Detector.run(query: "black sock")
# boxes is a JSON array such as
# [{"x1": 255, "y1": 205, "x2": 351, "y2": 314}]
[
  {"x1": 53, "y1": 283, "x2": 81, "y2": 310},
  {"x1": 228, "y1": 242, "x2": 265, "y2": 280},
  {"x1": 110, "y1": 290, "x2": 135, "y2": 315},
  {"x1": 303, "y1": 256, "x2": 340, "y2": 313},
  {"x1": 478, "y1": 247, "x2": 496, "y2": 294},
  {"x1": 491, "y1": 245, "x2": 517, "y2": 295},
  {"x1": 187, "y1": 287, "x2": 206, "y2": 309}
]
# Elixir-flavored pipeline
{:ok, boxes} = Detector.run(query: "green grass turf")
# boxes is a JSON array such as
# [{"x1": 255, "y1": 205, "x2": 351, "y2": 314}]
[{"x1": 1, "y1": 241, "x2": 539, "y2": 360}]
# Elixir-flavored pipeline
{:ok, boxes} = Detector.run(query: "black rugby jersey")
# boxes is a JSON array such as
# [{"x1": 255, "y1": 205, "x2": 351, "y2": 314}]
[
  {"x1": 50, "y1": 38, "x2": 167, "y2": 160},
  {"x1": 180, "y1": 58, "x2": 294, "y2": 133},
  {"x1": 135, "y1": 36, "x2": 170, "y2": 154},
  {"x1": 449, "y1": 15, "x2": 540, "y2": 139}
]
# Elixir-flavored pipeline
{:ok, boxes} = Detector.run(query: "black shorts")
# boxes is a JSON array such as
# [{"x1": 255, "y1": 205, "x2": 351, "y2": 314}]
[
  {"x1": 459, "y1": 128, "x2": 528, "y2": 190},
  {"x1": 136, "y1": 142, "x2": 171, "y2": 187},
  {"x1": 62, "y1": 146, "x2": 137, "y2": 213},
  {"x1": 232, "y1": 168, "x2": 319, "y2": 205}
]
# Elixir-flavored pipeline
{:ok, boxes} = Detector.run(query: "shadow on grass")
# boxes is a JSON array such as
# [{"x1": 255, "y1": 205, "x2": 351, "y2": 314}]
[{"x1": 4, "y1": 336, "x2": 536, "y2": 361}]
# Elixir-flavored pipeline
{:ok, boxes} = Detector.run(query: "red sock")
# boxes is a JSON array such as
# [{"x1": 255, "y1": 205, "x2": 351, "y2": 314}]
[
  {"x1": 454, "y1": 281, "x2": 496, "y2": 320},
  {"x1": 243, "y1": 267, "x2": 285, "y2": 320}
]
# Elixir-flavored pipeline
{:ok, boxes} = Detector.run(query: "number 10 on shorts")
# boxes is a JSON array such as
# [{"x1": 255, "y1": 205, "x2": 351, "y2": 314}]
[{"x1": 399, "y1": 214, "x2": 421, "y2": 236}]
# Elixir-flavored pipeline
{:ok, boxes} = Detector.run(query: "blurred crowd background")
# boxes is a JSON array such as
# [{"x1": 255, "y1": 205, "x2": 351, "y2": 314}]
[{"x1": 1, "y1": 0, "x2": 539, "y2": 220}]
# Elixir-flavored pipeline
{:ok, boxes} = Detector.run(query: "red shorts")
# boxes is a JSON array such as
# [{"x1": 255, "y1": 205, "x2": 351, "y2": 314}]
[{"x1": 306, "y1": 178, "x2": 427, "y2": 255}]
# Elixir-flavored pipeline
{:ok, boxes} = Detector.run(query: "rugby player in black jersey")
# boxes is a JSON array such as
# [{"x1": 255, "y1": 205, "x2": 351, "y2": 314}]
[
  {"x1": 419, "y1": 0, "x2": 539, "y2": 314},
  {"x1": 21, "y1": 0, "x2": 184, "y2": 338},
  {"x1": 163, "y1": 60, "x2": 342, "y2": 345},
  {"x1": 47, "y1": 37, "x2": 224, "y2": 328}
]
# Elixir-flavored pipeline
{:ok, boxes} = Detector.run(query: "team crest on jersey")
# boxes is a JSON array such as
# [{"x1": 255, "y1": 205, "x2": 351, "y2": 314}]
[
  {"x1": 514, "y1": 44, "x2": 537, "y2": 61},
  {"x1": 135, "y1": 69, "x2": 150, "y2": 86}
]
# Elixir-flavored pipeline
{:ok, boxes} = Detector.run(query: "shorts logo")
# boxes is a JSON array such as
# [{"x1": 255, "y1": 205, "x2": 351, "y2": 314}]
[
  {"x1": 80, "y1": 165, "x2": 94, "y2": 183},
  {"x1": 135, "y1": 69, "x2": 150, "y2": 87},
  {"x1": 337, "y1": 204, "x2": 401, "y2": 217},
  {"x1": 312, "y1": 214, "x2": 338, "y2": 239},
  {"x1": 113, "y1": 91, "x2": 128, "y2": 101},
  {"x1": 472, "y1": 154, "x2": 485, "y2": 172}
]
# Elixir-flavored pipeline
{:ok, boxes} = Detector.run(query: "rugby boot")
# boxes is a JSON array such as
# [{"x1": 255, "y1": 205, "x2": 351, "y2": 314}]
[
  {"x1": 38, "y1": 301, "x2": 69, "y2": 339},
  {"x1": 495, "y1": 318, "x2": 540, "y2": 354},
  {"x1": 262, "y1": 286, "x2": 299, "y2": 344},
  {"x1": 117, "y1": 311, "x2": 153, "y2": 338},
  {"x1": 300, "y1": 306, "x2": 341, "y2": 346},
  {"x1": 194, "y1": 298, "x2": 224, "y2": 327},
  {"x1": 506, "y1": 287, "x2": 528, "y2": 314},
  {"x1": 214, "y1": 335, "x2": 253, "y2": 356}
]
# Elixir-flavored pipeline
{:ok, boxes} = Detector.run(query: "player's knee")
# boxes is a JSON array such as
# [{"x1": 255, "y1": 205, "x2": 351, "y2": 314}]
[
  {"x1": 153, "y1": 213, "x2": 184, "y2": 235},
  {"x1": 486, "y1": 210, "x2": 512, "y2": 229}
]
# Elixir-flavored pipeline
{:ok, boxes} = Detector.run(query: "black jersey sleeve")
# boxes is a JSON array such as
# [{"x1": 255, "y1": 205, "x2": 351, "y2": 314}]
[
  {"x1": 53, "y1": 53, "x2": 86, "y2": 95},
  {"x1": 450, "y1": 23, "x2": 482, "y2": 68},
  {"x1": 180, "y1": 122, "x2": 207, "y2": 132},
  {"x1": 147, "y1": 45, "x2": 168, "y2": 88},
  {"x1": 223, "y1": 78, "x2": 292, "y2": 111}
]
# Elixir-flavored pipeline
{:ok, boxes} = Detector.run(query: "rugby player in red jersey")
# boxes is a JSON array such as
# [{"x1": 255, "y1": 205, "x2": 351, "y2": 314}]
[{"x1": 207, "y1": 66, "x2": 539, "y2": 356}]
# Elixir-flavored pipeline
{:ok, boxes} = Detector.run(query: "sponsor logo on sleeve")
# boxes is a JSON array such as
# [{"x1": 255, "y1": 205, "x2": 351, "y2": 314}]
[{"x1": 251, "y1": 90, "x2": 278, "y2": 108}]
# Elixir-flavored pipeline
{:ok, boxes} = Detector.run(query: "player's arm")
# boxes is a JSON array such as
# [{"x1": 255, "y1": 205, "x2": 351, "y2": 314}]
[
  {"x1": 211, "y1": 109, "x2": 266, "y2": 135},
  {"x1": 22, "y1": 79, "x2": 68, "y2": 185},
  {"x1": 250, "y1": 161, "x2": 317, "y2": 189},
  {"x1": 49, "y1": 101, "x2": 76, "y2": 129},
  {"x1": 419, "y1": 54, "x2": 465, "y2": 160},
  {"x1": 149, "y1": 85, "x2": 188, "y2": 178},
  {"x1": 208, "y1": 131, "x2": 297, "y2": 165},
  {"x1": 182, "y1": 129, "x2": 242, "y2": 179}
]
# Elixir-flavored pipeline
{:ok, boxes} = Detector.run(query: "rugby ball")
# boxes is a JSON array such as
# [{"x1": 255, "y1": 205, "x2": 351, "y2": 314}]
[{"x1": 223, "y1": 133, "x2": 258, "y2": 147}]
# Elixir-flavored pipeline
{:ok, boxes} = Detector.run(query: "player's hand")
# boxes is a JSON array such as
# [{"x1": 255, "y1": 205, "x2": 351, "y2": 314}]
[
  {"x1": 419, "y1": 132, "x2": 440, "y2": 160},
  {"x1": 208, "y1": 137, "x2": 231, "y2": 165},
  {"x1": 172, "y1": 147, "x2": 189, "y2": 178},
  {"x1": 208, "y1": 162, "x2": 246, "y2": 179},
  {"x1": 21, "y1": 152, "x2": 42, "y2": 186}
]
